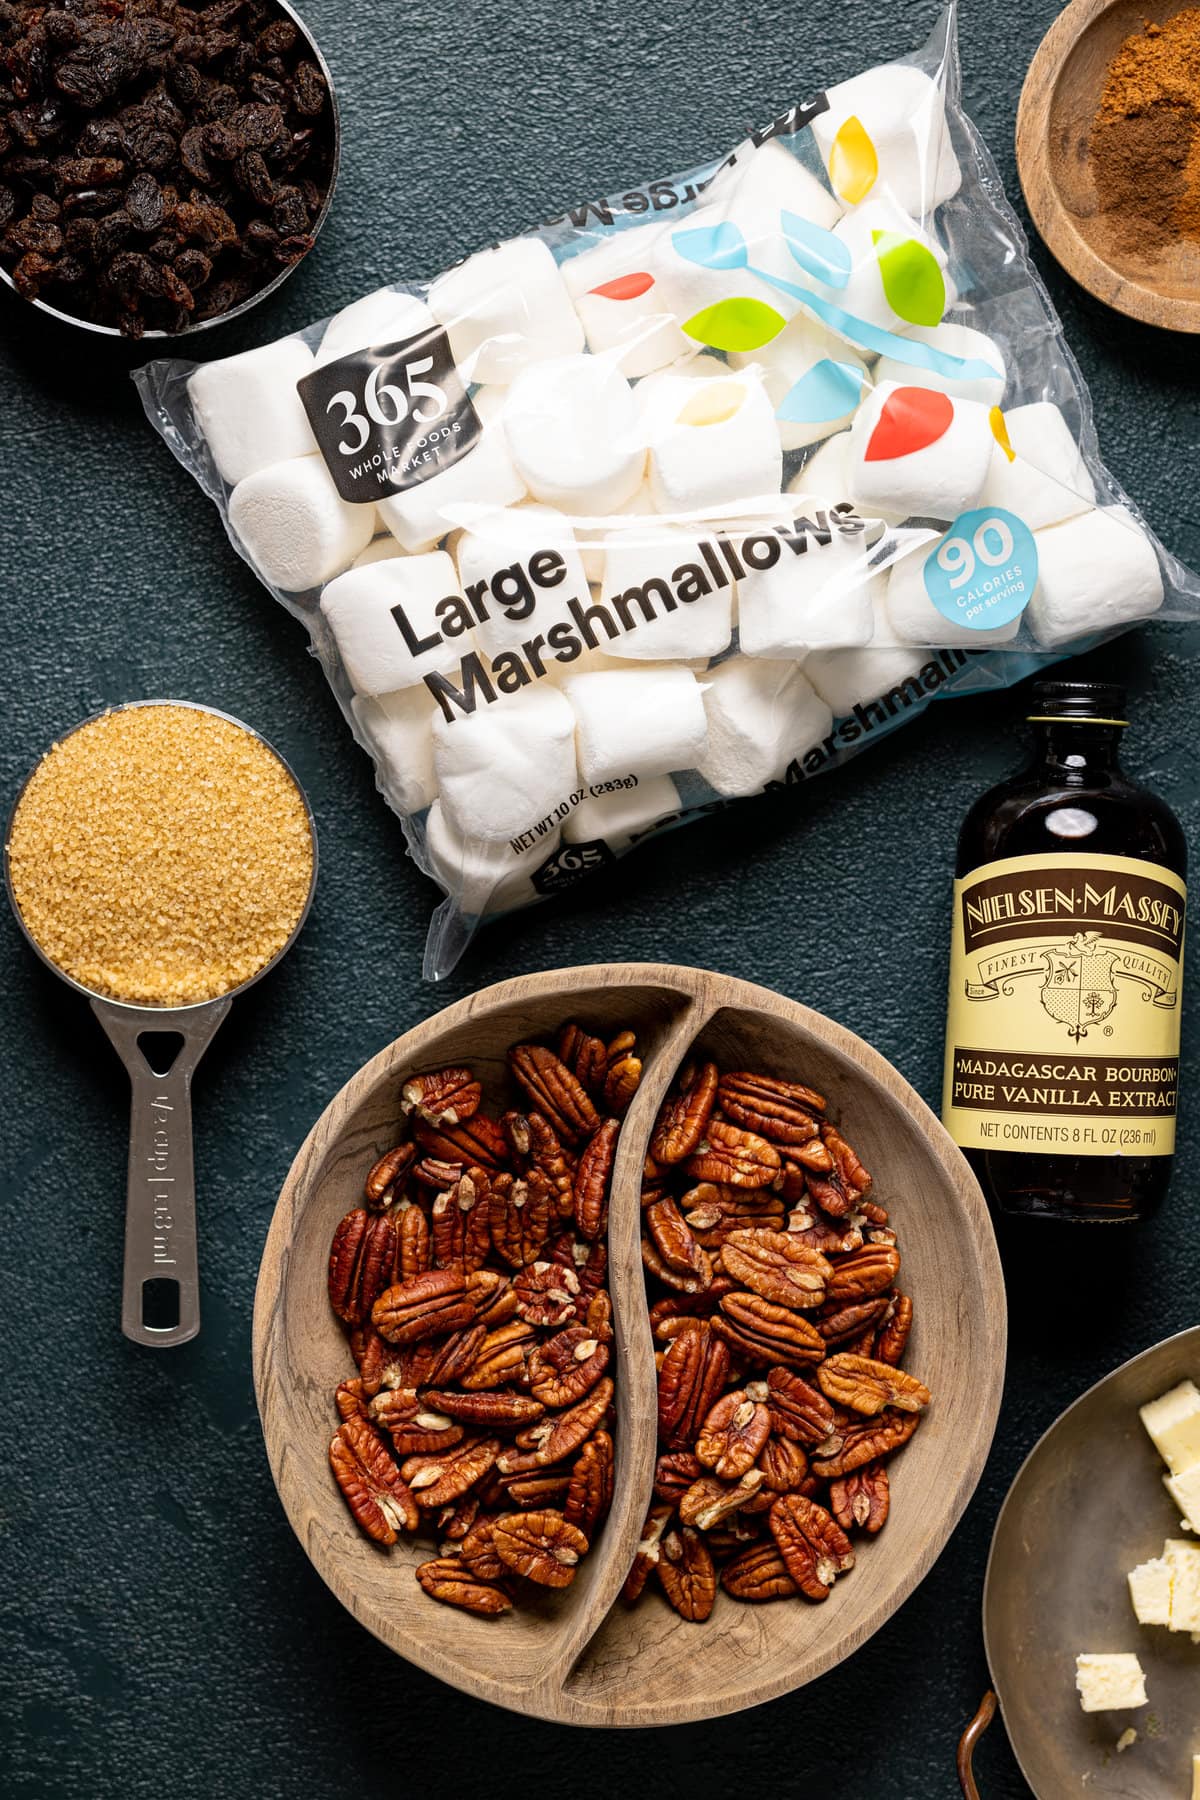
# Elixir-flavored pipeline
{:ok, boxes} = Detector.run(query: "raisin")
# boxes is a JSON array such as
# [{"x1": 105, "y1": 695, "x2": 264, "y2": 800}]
[
  {"x1": 54, "y1": 155, "x2": 125, "y2": 187},
  {"x1": 124, "y1": 169, "x2": 163, "y2": 231},
  {"x1": 0, "y1": 182, "x2": 14, "y2": 227},
  {"x1": 270, "y1": 182, "x2": 305, "y2": 233},
  {"x1": 7, "y1": 213, "x2": 62, "y2": 254},
  {"x1": 292, "y1": 61, "x2": 326, "y2": 117},
  {"x1": 174, "y1": 245, "x2": 211, "y2": 287},
  {"x1": 236, "y1": 148, "x2": 273, "y2": 206},
  {"x1": 273, "y1": 229, "x2": 311, "y2": 263},
  {"x1": 11, "y1": 247, "x2": 53, "y2": 296},
  {"x1": 257, "y1": 20, "x2": 297, "y2": 56},
  {"x1": 30, "y1": 191, "x2": 60, "y2": 221}
]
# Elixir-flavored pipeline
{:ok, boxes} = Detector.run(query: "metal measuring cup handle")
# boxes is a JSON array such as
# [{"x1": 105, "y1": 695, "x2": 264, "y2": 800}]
[
  {"x1": 92, "y1": 996, "x2": 232, "y2": 1348},
  {"x1": 957, "y1": 1690, "x2": 998, "y2": 1797}
]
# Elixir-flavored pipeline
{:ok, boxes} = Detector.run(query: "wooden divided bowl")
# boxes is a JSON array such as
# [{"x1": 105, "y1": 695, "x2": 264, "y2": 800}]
[{"x1": 253, "y1": 964, "x2": 1006, "y2": 1725}]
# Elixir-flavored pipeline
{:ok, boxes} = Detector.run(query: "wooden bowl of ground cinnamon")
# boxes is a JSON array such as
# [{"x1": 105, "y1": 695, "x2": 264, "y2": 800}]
[{"x1": 1018, "y1": 0, "x2": 1200, "y2": 329}]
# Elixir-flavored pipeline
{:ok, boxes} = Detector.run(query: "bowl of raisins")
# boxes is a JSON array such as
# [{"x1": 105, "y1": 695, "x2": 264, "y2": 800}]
[{"x1": 0, "y1": 0, "x2": 339, "y2": 339}]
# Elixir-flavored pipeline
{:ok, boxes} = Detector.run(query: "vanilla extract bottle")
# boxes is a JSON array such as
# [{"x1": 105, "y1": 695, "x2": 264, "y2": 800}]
[{"x1": 942, "y1": 681, "x2": 1187, "y2": 1222}]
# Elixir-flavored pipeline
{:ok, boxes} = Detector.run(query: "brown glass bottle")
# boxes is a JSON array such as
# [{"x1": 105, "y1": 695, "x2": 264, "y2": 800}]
[{"x1": 942, "y1": 681, "x2": 1186, "y2": 1222}]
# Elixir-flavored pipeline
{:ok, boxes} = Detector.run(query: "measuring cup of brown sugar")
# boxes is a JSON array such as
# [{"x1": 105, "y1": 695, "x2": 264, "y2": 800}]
[{"x1": 4, "y1": 701, "x2": 317, "y2": 1348}]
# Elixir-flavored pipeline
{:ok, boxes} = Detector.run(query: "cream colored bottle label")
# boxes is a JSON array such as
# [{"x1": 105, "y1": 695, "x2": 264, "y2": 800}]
[{"x1": 943, "y1": 851, "x2": 1185, "y2": 1156}]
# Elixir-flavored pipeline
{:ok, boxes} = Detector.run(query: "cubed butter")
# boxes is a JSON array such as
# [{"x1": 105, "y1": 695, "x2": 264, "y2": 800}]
[
  {"x1": 1140, "y1": 1381, "x2": 1200, "y2": 1476},
  {"x1": 1165, "y1": 1464, "x2": 1200, "y2": 1533},
  {"x1": 1128, "y1": 1556, "x2": 1173, "y2": 1627},
  {"x1": 1163, "y1": 1539, "x2": 1200, "y2": 1634},
  {"x1": 1074, "y1": 1653, "x2": 1148, "y2": 1713}
]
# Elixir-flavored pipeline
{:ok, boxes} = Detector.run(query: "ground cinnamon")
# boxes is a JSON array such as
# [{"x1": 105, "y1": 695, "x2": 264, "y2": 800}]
[{"x1": 1092, "y1": 9, "x2": 1200, "y2": 255}]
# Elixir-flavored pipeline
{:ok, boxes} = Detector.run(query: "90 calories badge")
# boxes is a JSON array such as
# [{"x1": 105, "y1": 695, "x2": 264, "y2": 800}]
[
  {"x1": 923, "y1": 506, "x2": 1039, "y2": 633},
  {"x1": 298, "y1": 324, "x2": 481, "y2": 504}
]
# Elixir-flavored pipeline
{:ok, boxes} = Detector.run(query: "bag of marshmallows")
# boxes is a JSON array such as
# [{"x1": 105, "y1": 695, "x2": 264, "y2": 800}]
[{"x1": 137, "y1": 4, "x2": 1200, "y2": 979}]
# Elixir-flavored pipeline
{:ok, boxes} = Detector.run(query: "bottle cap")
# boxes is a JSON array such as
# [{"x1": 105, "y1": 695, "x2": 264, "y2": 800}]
[{"x1": 1027, "y1": 680, "x2": 1127, "y2": 725}]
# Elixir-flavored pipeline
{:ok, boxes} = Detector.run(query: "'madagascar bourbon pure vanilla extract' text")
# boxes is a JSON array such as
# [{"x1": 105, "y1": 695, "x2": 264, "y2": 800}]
[{"x1": 942, "y1": 682, "x2": 1186, "y2": 1222}]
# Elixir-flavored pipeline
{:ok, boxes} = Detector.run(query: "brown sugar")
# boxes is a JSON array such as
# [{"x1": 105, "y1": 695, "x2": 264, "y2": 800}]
[
  {"x1": 1092, "y1": 10, "x2": 1200, "y2": 254},
  {"x1": 7, "y1": 704, "x2": 314, "y2": 1006}
]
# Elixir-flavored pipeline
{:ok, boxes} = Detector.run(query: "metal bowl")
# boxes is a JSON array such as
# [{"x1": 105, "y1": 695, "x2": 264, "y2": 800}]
[{"x1": 0, "y1": 0, "x2": 340, "y2": 340}]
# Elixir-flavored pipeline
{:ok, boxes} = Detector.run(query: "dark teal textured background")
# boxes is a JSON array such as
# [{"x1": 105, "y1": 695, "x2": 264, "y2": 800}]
[{"x1": 2, "y1": 2, "x2": 1198, "y2": 1793}]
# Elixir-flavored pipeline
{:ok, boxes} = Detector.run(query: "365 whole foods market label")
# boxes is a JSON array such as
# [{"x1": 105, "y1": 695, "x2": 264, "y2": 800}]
[
  {"x1": 943, "y1": 852, "x2": 1186, "y2": 1156},
  {"x1": 298, "y1": 326, "x2": 480, "y2": 502}
]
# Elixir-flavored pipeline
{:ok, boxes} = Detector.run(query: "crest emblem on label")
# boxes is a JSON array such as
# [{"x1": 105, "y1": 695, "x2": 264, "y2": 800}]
[{"x1": 1039, "y1": 932, "x2": 1119, "y2": 1039}]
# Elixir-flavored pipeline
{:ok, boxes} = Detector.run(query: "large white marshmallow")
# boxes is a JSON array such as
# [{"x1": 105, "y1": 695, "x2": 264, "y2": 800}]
[
  {"x1": 831, "y1": 198, "x2": 953, "y2": 338},
  {"x1": 563, "y1": 774, "x2": 682, "y2": 849},
  {"x1": 314, "y1": 289, "x2": 437, "y2": 368},
  {"x1": 320, "y1": 552, "x2": 470, "y2": 694},
  {"x1": 455, "y1": 505, "x2": 588, "y2": 661},
  {"x1": 649, "y1": 202, "x2": 804, "y2": 343},
  {"x1": 885, "y1": 536, "x2": 1022, "y2": 647},
  {"x1": 848, "y1": 381, "x2": 992, "y2": 524},
  {"x1": 812, "y1": 62, "x2": 962, "y2": 216},
  {"x1": 804, "y1": 597, "x2": 932, "y2": 716},
  {"x1": 980, "y1": 402, "x2": 1096, "y2": 530},
  {"x1": 189, "y1": 337, "x2": 319, "y2": 486},
  {"x1": 229, "y1": 456, "x2": 375, "y2": 591},
  {"x1": 564, "y1": 666, "x2": 708, "y2": 783},
  {"x1": 424, "y1": 799, "x2": 559, "y2": 916},
  {"x1": 873, "y1": 321, "x2": 1006, "y2": 409},
  {"x1": 350, "y1": 686, "x2": 438, "y2": 814},
  {"x1": 433, "y1": 682, "x2": 578, "y2": 843},
  {"x1": 730, "y1": 315, "x2": 868, "y2": 451},
  {"x1": 500, "y1": 355, "x2": 645, "y2": 517},
  {"x1": 375, "y1": 410, "x2": 527, "y2": 553},
  {"x1": 697, "y1": 656, "x2": 834, "y2": 795},
  {"x1": 738, "y1": 525, "x2": 878, "y2": 657},
  {"x1": 561, "y1": 222, "x2": 690, "y2": 377},
  {"x1": 598, "y1": 522, "x2": 733, "y2": 662},
  {"x1": 719, "y1": 139, "x2": 843, "y2": 295},
  {"x1": 645, "y1": 371, "x2": 783, "y2": 517},
  {"x1": 1026, "y1": 506, "x2": 1163, "y2": 648},
  {"x1": 428, "y1": 238, "x2": 584, "y2": 386},
  {"x1": 576, "y1": 483, "x2": 656, "y2": 583},
  {"x1": 789, "y1": 433, "x2": 907, "y2": 529}
]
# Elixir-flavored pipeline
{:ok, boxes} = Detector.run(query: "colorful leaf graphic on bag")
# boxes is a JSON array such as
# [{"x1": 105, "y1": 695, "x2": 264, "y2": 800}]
[
  {"x1": 590, "y1": 271, "x2": 655, "y2": 301},
  {"x1": 776, "y1": 359, "x2": 865, "y2": 424},
  {"x1": 865, "y1": 386, "x2": 954, "y2": 461},
  {"x1": 671, "y1": 220, "x2": 748, "y2": 271},
  {"x1": 989, "y1": 405, "x2": 1016, "y2": 462},
  {"x1": 681, "y1": 298, "x2": 787, "y2": 352},
  {"x1": 829, "y1": 115, "x2": 878, "y2": 205},
  {"x1": 780, "y1": 211, "x2": 851, "y2": 289},
  {"x1": 872, "y1": 231, "x2": 946, "y2": 327}
]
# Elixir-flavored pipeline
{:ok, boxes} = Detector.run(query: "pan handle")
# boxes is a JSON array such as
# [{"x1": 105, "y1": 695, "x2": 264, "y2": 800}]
[{"x1": 957, "y1": 1691, "x2": 998, "y2": 1797}]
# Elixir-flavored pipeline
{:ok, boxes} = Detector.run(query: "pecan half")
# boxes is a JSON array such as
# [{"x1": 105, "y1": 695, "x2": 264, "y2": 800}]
[
  {"x1": 650, "y1": 1061, "x2": 719, "y2": 1164},
  {"x1": 684, "y1": 1182, "x2": 784, "y2": 1247},
  {"x1": 720, "y1": 1229, "x2": 831, "y2": 1311},
  {"x1": 765, "y1": 1368, "x2": 837, "y2": 1445},
  {"x1": 657, "y1": 1325, "x2": 731, "y2": 1450},
  {"x1": 823, "y1": 1125, "x2": 872, "y2": 1197},
  {"x1": 574, "y1": 1116, "x2": 618, "y2": 1240},
  {"x1": 369, "y1": 1389, "x2": 465, "y2": 1455},
  {"x1": 413, "y1": 1323, "x2": 487, "y2": 1388},
  {"x1": 642, "y1": 1231, "x2": 711, "y2": 1296},
  {"x1": 496, "y1": 1377, "x2": 614, "y2": 1473},
  {"x1": 503, "y1": 1110, "x2": 575, "y2": 1214},
  {"x1": 414, "y1": 1112, "x2": 508, "y2": 1173},
  {"x1": 334, "y1": 1377, "x2": 369, "y2": 1422},
  {"x1": 413, "y1": 1155, "x2": 464, "y2": 1191},
  {"x1": 329, "y1": 1416, "x2": 418, "y2": 1543},
  {"x1": 875, "y1": 1293, "x2": 914, "y2": 1366},
  {"x1": 432, "y1": 1169, "x2": 492, "y2": 1273},
  {"x1": 402, "y1": 1436, "x2": 500, "y2": 1507},
  {"x1": 437, "y1": 1494, "x2": 481, "y2": 1541},
  {"x1": 825, "y1": 1245, "x2": 901, "y2": 1303},
  {"x1": 817, "y1": 1354, "x2": 931, "y2": 1418},
  {"x1": 548, "y1": 1232, "x2": 608, "y2": 1302},
  {"x1": 646, "y1": 1195, "x2": 713, "y2": 1286},
  {"x1": 563, "y1": 1430, "x2": 614, "y2": 1537},
  {"x1": 696, "y1": 1390, "x2": 771, "y2": 1480},
  {"x1": 654, "y1": 1450, "x2": 703, "y2": 1503},
  {"x1": 684, "y1": 1119, "x2": 781, "y2": 1190},
  {"x1": 586, "y1": 1289, "x2": 613, "y2": 1342},
  {"x1": 421, "y1": 1388, "x2": 545, "y2": 1429},
  {"x1": 815, "y1": 1297, "x2": 889, "y2": 1347},
  {"x1": 512, "y1": 1259, "x2": 579, "y2": 1328},
  {"x1": 498, "y1": 1471, "x2": 572, "y2": 1508},
  {"x1": 556, "y1": 1022, "x2": 608, "y2": 1099},
  {"x1": 492, "y1": 1509, "x2": 589, "y2": 1587},
  {"x1": 364, "y1": 1141, "x2": 416, "y2": 1208},
  {"x1": 679, "y1": 1470, "x2": 764, "y2": 1530},
  {"x1": 768, "y1": 1493, "x2": 855, "y2": 1601},
  {"x1": 830, "y1": 1461, "x2": 890, "y2": 1534},
  {"x1": 717, "y1": 1071, "x2": 825, "y2": 1144},
  {"x1": 721, "y1": 1541, "x2": 797, "y2": 1601},
  {"x1": 328, "y1": 1208, "x2": 397, "y2": 1326},
  {"x1": 622, "y1": 1500, "x2": 673, "y2": 1601},
  {"x1": 415, "y1": 1554, "x2": 511, "y2": 1615},
  {"x1": 658, "y1": 1526, "x2": 717, "y2": 1621},
  {"x1": 509, "y1": 1045, "x2": 599, "y2": 1146},
  {"x1": 603, "y1": 1032, "x2": 642, "y2": 1114},
  {"x1": 457, "y1": 1513, "x2": 506, "y2": 1580},
  {"x1": 786, "y1": 1206, "x2": 864, "y2": 1256},
  {"x1": 371, "y1": 1268, "x2": 472, "y2": 1345},
  {"x1": 488, "y1": 1170, "x2": 552, "y2": 1269},
  {"x1": 756, "y1": 1435, "x2": 809, "y2": 1493},
  {"x1": 528, "y1": 1324, "x2": 610, "y2": 1409},
  {"x1": 395, "y1": 1201, "x2": 432, "y2": 1281},
  {"x1": 461, "y1": 1320, "x2": 537, "y2": 1390},
  {"x1": 811, "y1": 1409, "x2": 920, "y2": 1479},
  {"x1": 401, "y1": 1066, "x2": 482, "y2": 1127},
  {"x1": 711, "y1": 1292, "x2": 826, "y2": 1369}
]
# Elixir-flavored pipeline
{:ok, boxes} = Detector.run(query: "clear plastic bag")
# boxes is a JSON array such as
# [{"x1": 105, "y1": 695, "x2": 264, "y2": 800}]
[{"x1": 135, "y1": 3, "x2": 1199, "y2": 980}]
